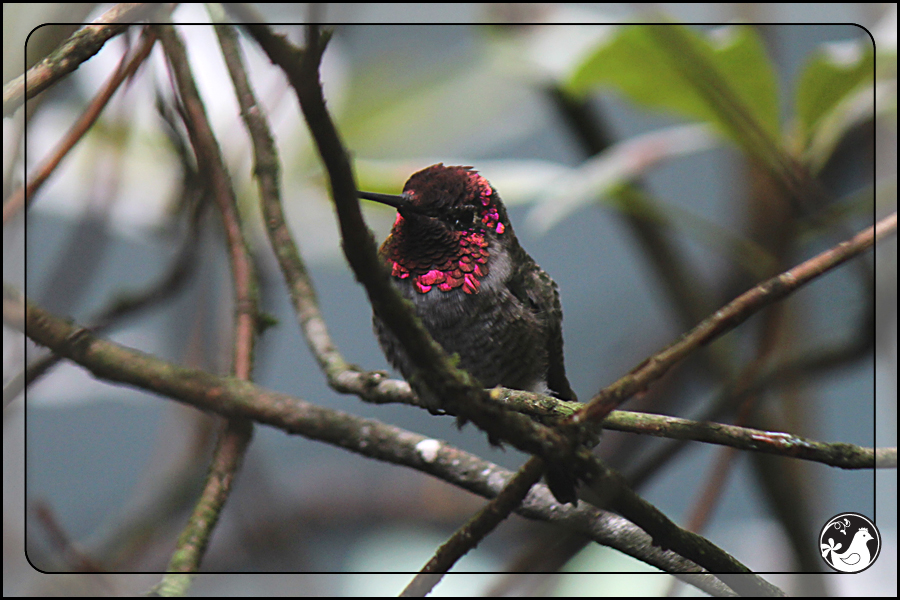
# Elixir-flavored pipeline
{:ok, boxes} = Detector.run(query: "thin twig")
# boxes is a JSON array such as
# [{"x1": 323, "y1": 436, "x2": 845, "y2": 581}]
[
  {"x1": 3, "y1": 3, "x2": 156, "y2": 116},
  {"x1": 400, "y1": 457, "x2": 545, "y2": 597},
  {"x1": 494, "y1": 385, "x2": 889, "y2": 469},
  {"x1": 33, "y1": 500, "x2": 108, "y2": 574},
  {"x1": 154, "y1": 21, "x2": 257, "y2": 579},
  {"x1": 214, "y1": 21, "x2": 354, "y2": 383},
  {"x1": 3, "y1": 28, "x2": 157, "y2": 224},
  {"x1": 604, "y1": 411, "x2": 888, "y2": 468}
]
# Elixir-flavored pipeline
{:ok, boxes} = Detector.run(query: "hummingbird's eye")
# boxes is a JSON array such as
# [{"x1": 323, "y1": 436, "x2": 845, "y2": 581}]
[{"x1": 453, "y1": 209, "x2": 476, "y2": 230}]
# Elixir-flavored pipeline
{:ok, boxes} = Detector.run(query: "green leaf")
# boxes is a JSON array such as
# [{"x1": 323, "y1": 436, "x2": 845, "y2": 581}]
[
  {"x1": 565, "y1": 23, "x2": 781, "y2": 159},
  {"x1": 795, "y1": 40, "x2": 875, "y2": 145}
]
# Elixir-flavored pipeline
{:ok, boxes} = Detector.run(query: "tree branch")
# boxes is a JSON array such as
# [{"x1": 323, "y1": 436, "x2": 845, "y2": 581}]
[
  {"x1": 401, "y1": 457, "x2": 545, "y2": 597},
  {"x1": 3, "y1": 3, "x2": 156, "y2": 116},
  {"x1": 573, "y1": 211, "x2": 897, "y2": 425},
  {"x1": 10, "y1": 288, "x2": 765, "y2": 596},
  {"x1": 154, "y1": 21, "x2": 258, "y2": 577}
]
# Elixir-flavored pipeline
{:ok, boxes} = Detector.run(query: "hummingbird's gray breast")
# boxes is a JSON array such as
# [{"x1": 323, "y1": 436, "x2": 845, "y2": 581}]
[{"x1": 374, "y1": 247, "x2": 556, "y2": 397}]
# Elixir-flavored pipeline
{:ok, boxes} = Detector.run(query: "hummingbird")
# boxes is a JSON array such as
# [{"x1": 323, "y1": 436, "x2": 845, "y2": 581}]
[{"x1": 359, "y1": 164, "x2": 577, "y2": 408}]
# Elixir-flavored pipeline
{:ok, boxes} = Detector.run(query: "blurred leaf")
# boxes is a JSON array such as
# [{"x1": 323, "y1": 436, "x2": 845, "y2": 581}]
[
  {"x1": 795, "y1": 40, "x2": 875, "y2": 145},
  {"x1": 492, "y1": 22, "x2": 618, "y2": 85},
  {"x1": 341, "y1": 50, "x2": 539, "y2": 159},
  {"x1": 525, "y1": 123, "x2": 718, "y2": 233},
  {"x1": 803, "y1": 80, "x2": 890, "y2": 174},
  {"x1": 565, "y1": 24, "x2": 782, "y2": 166}
]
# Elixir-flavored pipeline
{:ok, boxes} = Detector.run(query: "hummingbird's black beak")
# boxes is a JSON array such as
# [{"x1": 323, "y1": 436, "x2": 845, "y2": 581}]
[{"x1": 358, "y1": 191, "x2": 434, "y2": 217}]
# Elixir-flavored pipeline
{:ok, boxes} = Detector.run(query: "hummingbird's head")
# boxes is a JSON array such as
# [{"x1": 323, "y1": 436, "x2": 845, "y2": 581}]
[
  {"x1": 359, "y1": 164, "x2": 512, "y2": 294},
  {"x1": 360, "y1": 164, "x2": 508, "y2": 236}
]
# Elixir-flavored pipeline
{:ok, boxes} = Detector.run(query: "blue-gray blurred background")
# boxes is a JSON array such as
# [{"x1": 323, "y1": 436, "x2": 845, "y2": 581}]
[{"x1": 4, "y1": 3, "x2": 896, "y2": 597}]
